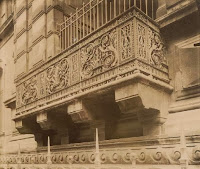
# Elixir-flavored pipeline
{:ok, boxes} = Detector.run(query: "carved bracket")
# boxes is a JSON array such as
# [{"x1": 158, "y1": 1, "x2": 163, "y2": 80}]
[
  {"x1": 36, "y1": 112, "x2": 52, "y2": 130},
  {"x1": 67, "y1": 100, "x2": 93, "y2": 123},
  {"x1": 115, "y1": 81, "x2": 170, "y2": 136}
]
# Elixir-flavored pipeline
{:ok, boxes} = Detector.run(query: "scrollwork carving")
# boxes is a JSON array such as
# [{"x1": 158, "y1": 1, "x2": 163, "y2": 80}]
[
  {"x1": 99, "y1": 32, "x2": 118, "y2": 69},
  {"x1": 149, "y1": 29, "x2": 166, "y2": 68},
  {"x1": 81, "y1": 30, "x2": 118, "y2": 79},
  {"x1": 46, "y1": 58, "x2": 69, "y2": 94},
  {"x1": 120, "y1": 23, "x2": 132, "y2": 62},
  {"x1": 137, "y1": 23, "x2": 146, "y2": 59},
  {"x1": 21, "y1": 76, "x2": 38, "y2": 104}
]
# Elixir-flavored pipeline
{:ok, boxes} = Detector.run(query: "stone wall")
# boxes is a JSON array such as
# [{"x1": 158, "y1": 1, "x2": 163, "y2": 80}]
[{"x1": 14, "y1": 0, "x2": 65, "y2": 79}]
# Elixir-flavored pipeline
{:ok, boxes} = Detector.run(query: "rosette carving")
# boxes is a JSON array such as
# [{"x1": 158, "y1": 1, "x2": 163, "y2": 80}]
[
  {"x1": 100, "y1": 153, "x2": 107, "y2": 164},
  {"x1": 192, "y1": 147, "x2": 200, "y2": 162}
]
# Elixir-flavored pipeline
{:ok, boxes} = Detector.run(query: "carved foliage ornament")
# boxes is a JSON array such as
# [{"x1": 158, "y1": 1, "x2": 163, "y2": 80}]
[
  {"x1": 21, "y1": 76, "x2": 38, "y2": 104},
  {"x1": 46, "y1": 58, "x2": 69, "y2": 94},
  {"x1": 149, "y1": 29, "x2": 166, "y2": 68},
  {"x1": 137, "y1": 23, "x2": 146, "y2": 59},
  {"x1": 81, "y1": 30, "x2": 118, "y2": 79},
  {"x1": 121, "y1": 24, "x2": 132, "y2": 61}
]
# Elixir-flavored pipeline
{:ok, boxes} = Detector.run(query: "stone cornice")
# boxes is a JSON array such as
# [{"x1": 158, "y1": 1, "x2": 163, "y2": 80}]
[
  {"x1": 0, "y1": 13, "x2": 14, "y2": 39},
  {"x1": 156, "y1": 0, "x2": 198, "y2": 28},
  {"x1": 4, "y1": 95, "x2": 16, "y2": 109}
]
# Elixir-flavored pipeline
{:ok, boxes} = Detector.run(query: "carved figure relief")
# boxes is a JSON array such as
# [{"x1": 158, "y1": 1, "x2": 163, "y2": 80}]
[
  {"x1": 46, "y1": 58, "x2": 69, "y2": 94},
  {"x1": 21, "y1": 76, "x2": 38, "y2": 104},
  {"x1": 81, "y1": 30, "x2": 118, "y2": 79},
  {"x1": 149, "y1": 29, "x2": 166, "y2": 68},
  {"x1": 137, "y1": 23, "x2": 146, "y2": 59},
  {"x1": 120, "y1": 24, "x2": 132, "y2": 61}
]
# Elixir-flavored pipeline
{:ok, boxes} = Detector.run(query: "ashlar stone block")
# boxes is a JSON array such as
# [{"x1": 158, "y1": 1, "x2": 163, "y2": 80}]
[
  {"x1": 15, "y1": 10, "x2": 27, "y2": 37},
  {"x1": 46, "y1": 34, "x2": 60, "y2": 59},
  {"x1": 32, "y1": 0, "x2": 46, "y2": 22},
  {"x1": 15, "y1": 53, "x2": 27, "y2": 78},
  {"x1": 46, "y1": 8, "x2": 63, "y2": 35},
  {"x1": 16, "y1": 0, "x2": 27, "y2": 15},
  {"x1": 32, "y1": 13, "x2": 46, "y2": 44},
  {"x1": 15, "y1": 32, "x2": 27, "y2": 57},
  {"x1": 29, "y1": 38, "x2": 46, "y2": 69},
  {"x1": 28, "y1": 4, "x2": 32, "y2": 28}
]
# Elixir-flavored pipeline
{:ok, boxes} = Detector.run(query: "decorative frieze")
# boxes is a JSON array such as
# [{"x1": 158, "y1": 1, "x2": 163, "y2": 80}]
[
  {"x1": 119, "y1": 22, "x2": 133, "y2": 63},
  {"x1": 81, "y1": 29, "x2": 118, "y2": 79},
  {"x1": 0, "y1": 143, "x2": 200, "y2": 165},
  {"x1": 137, "y1": 22, "x2": 147, "y2": 60},
  {"x1": 46, "y1": 58, "x2": 70, "y2": 95},
  {"x1": 148, "y1": 28, "x2": 166, "y2": 69}
]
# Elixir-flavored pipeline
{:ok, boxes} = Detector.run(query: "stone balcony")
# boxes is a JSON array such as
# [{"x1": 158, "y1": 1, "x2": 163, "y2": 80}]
[{"x1": 14, "y1": 0, "x2": 172, "y2": 145}]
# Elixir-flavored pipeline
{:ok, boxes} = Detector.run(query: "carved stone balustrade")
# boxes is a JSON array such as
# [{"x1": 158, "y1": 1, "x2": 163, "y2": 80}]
[{"x1": 14, "y1": 6, "x2": 172, "y2": 141}]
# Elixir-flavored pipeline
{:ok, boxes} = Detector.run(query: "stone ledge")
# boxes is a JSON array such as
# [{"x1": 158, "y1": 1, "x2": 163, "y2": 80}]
[{"x1": 156, "y1": 0, "x2": 197, "y2": 28}]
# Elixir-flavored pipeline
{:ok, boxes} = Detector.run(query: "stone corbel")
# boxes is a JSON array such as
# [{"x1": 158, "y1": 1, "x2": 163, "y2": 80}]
[
  {"x1": 67, "y1": 100, "x2": 93, "y2": 123},
  {"x1": 36, "y1": 111, "x2": 70, "y2": 145},
  {"x1": 36, "y1": 112, "x2": 52, "y2": 130},
  {"x1": 115, "y1": 82, "x2": 171, "y2": 136},
  {"x1": 15, "y1": 118, "x2": 38, "y2": 134}
]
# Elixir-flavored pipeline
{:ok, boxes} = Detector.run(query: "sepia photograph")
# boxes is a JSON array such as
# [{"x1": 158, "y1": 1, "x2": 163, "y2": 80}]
[{"x1": 0, "y1": 0, "x2": 199, "y2": 168}]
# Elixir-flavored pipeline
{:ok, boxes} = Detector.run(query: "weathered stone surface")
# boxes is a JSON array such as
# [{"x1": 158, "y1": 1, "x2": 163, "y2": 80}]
[
  {"x1": 68, "y1": 100, "x2": 93, "y2": 123},
  {"x1": 32, "y1": 0, "x2": 45, "y2": 21},
  {"x1": 29, "y1": 38, "x2": 46, "y2": 69},
  {"x1": 115, "y1": 82, "x2": 170, "y2": 135},
  {"x1": 15, "y1": 32, "x2": 27, "y2": 57},
  {"x1": 1, "y1": 0, "x2": 200, "y2": 168},
  {"x1": 32, "y1": 14, "x2": 46, "y2": 44},
  {"x1": 15, "y1": 0, "x2": 26, "y2": 15},
  {"x1": 15, "y1": 10, "x2": 27, "y2": 37},
  {"x1": 15, "y1": 53, "x2": 27, "y2": 77},
  {"x1": 46, "y1": 34, "x2": 60, "y2": 59}
]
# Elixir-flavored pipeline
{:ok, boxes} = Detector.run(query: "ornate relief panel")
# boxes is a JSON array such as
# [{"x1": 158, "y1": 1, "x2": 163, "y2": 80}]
[
  {"x1": 21, "y1": 75, "x2": 38, "y2": 105},
  {"x1": 38, "y1": 72, "x2": 46, "y2": 97},
  {"x1": 46, "y1": 58, "x2": 70, "y2": 95},
  {"x1": 81, "y1": 29, "x2": 118, "y2": 80},
  {"x1": 137, "y1": 22, "x2": 147, "y2": 60},
  {"x1": 119, "y1": 22, "x2": 134, "y2": 63},
  {"x1": 148, "y1": 28, "x2": 166, "y2": 69},
  {"x1": 71, "y1": 53, "x2": 80, "y2": 84}
]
